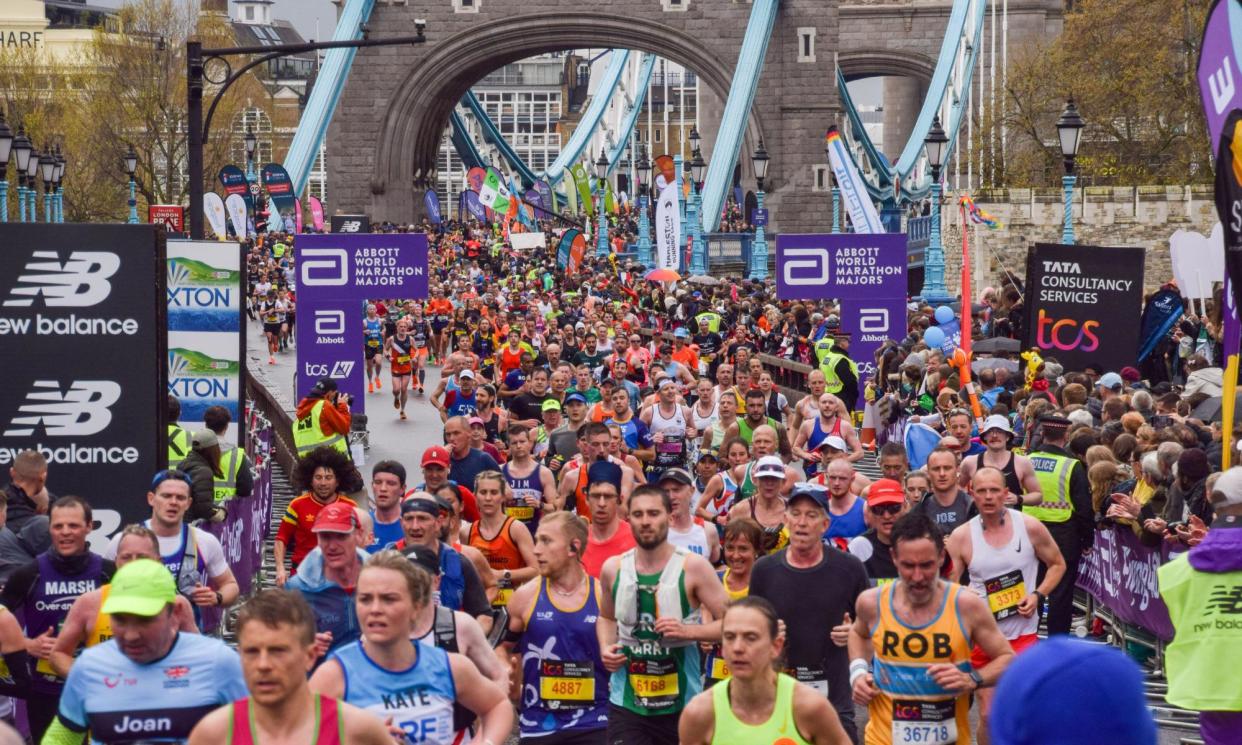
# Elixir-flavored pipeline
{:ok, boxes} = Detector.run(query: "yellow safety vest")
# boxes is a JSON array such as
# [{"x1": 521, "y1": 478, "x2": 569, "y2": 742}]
[
  {"x1": 213, "y1": 444, "x2": 247, "y2": 503},
  {"x1": 820, "y1": 350, "x2": 857, "y2": 395},
  {"x1": 273, "y1": 242, "x2": 287, "y2": 258},
  {"x1": 1027, "y1": 450, "x2": 1076, "y2": 523},
  {"x1": 293, "y1": 400, "x2": 349, "y2": 457},
  {"x1": 1158, "y1": 554, "x2": 1242, "y2": 711},
  {"x1": 813, "y1": 337, "x2": 835, "y2": 364},
  {"x1": 168, "y1": 425, "x2": 191, "y2": 469}
]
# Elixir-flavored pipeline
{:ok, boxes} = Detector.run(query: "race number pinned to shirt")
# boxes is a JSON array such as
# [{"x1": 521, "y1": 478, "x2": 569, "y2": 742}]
[{"x1": 984, "y1": 570, "x2": 1026, "y2": 621}]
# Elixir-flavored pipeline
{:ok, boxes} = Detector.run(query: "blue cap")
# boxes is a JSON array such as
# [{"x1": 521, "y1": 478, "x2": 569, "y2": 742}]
[
  {"x1": 674, "y1": 328, "x2": 690, "y2": 338},
  {"x1": 788, "y1": 482, "x2": 829, "y2": 513},
  {"x1": 989, "y1": 637, "x2": 1155, "y2": 745},
  {"x1": 564, "y1": 392, "x2": 588, "y2": 406},
  {"x1": 586, "y1": 460, "x2": 623, "y2": 492}
]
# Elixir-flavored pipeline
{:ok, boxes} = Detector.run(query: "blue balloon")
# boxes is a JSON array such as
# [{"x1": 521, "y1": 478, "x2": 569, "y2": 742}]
[
  {"x1": 924, "y1": 326, "x2": 945, "y2": 348},
  {"x1": 935, "y1": 305, "x2": 955, "y2": 325}
]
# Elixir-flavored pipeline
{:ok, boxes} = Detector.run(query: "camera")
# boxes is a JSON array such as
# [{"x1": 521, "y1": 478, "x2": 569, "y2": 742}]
[{"x1": 415, "y1": 18, "x2": 427, "y2": 34}]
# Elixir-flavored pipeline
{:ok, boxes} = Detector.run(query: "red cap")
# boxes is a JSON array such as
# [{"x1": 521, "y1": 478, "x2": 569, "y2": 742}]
[
  {"x1": 312, "y1": 502, "x2": 359, "y2": 534},
  {"x1": 421, "y1": 446, "x2": 450, "y2": 469},
  {"x1": 867, "y1": 479, "x2": 906, "y2": 506}
]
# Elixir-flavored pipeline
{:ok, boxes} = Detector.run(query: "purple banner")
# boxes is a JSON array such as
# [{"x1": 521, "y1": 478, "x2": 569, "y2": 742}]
[
  {"x1": 776, "y1": 233, "x2": 907, "y2": 300},
  {"x1": 424, "y1": 190, "x2": 442, "y2": 225},
  {"x1": 198, "y1": 413, "x2": 273, "y2": 632},
  {"x1": 1075, "y1": 525, "x2": 1180, "y2": 641},
  {"x1": 296, "y1": 233, "x2": 429, "y2": 407},
  {"x1": 534, "y1": 180, "x2": 554, "y2": 214},
  {"x1": 838, "y1": 295, "x2": 908, "y2": 409},
  {"x1": 1198, "y1": 0, "x2": 1242, "y2": 148},
  {"x1": 465, "y1": 190, "x2": 486, "y2": 221}
]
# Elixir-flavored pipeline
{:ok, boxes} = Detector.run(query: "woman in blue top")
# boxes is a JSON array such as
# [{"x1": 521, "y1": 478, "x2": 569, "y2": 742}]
[{"x1": 309, "y1": 551, "x2": 512, "y2": 745}]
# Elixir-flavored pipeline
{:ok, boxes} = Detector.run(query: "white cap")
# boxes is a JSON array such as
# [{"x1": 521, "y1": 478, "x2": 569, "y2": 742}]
[
  {"x1": 458, "y1": 369, "x2": 475, "y2": 380},
  {"x1": 819, "y1": 435, "x2": 848, "y2": 452},
  {"x1": 981, "y1": 414, "x2": 1013, "y2": 437},
  {"x1": 1214, "y1": 466, "x2": 1242, "y2": 507},
  {"x1": 753, "y1": 455, "x2": 786, "y2": 480}
]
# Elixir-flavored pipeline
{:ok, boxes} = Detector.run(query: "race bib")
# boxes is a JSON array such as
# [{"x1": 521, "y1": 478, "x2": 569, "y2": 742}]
[
  {"x1": 628, "y1": 656, "x2": 679, "y2": 709},
  {"x1": 539, "y1": 660, "x2": 595, "y2": 709},
  {"x1": 984, "y1": 569, "x2": 1026, "y2": 621},
  {"x1": 891, "y1": 699, "x2": 957, "y2": 744},
  {"x1": 367, "y1": 339, "x2": 380, "y2": 348},
  {"x1": 788, "y1": 666, "x2": 828, "y2": 696},
  {"x1": 505, "y1": 504, "x2": 535, "y2": 522},
  {"x1": 493, "y1": 577, "x2": 514, "y2": 608},
  {"x1": 396, "y1": 354, "x2": 411, "y2": 365},
  {"x1": 709, "y1": 654, "x2": 730, "y2": 681}
]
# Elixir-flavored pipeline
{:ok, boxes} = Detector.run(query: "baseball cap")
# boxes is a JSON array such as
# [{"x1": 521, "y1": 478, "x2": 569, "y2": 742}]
[
  {"x1": 458, "y1": 369, "x2": 476, "y2": 380},
  {"x1": 674, "y1": 328, "x2": 690, "y2": 339},
  {"x1": 819, "y1": 435, "x2": 848, "y2": 452},
  {"x1": 981, "y1": 414, "x2": 1014, "y2": 438},
  {"x1": 468, "y1": 416, "x2": 485, "y2": 427},
  {"x1": 867, "y1": 479, "x2": 906, "y2": 506},
  {"x1": 564, "y1": 392, "x2": 588, "y2": 406},
  {"x1": 1097, "y1": 372, "x2": 1123, "y2": 391},
  {"x1": 402, "y1": 543, "x2": 441, "y2": 575},
  {"x1": 753, "y1": 455, "x2": 785, "y2": 480},
  {"x1": 101, "y1": 559, "x2": 176, "y2": 616},
  {"x1": 989, "y1": 637, "x2": 1155, "y2": 745},
  {"x1": 421, "y1": 446, "x2": 450, "y2": 469},
  {"x1": 191, "y1": 429, "x2": 218, "y2": 450},
  {"x1": 542, "y1": 399, "x2": 562, "y2": 412},
  {"x1": 587, "y1": 460, "x2": 623, "y2": 492},
  {"x1": 401, "y1": 495, "x2": 441, "y2": 516},
  {"x1": 313, "y1": 502, "x2": 359, "y2": 534},
  {"x1": 656, "y1": 468, "x2": 694, "y2": 487},
  {"x1": 788, "y1": 482, "x2": 829, "y2": 512},
  {"x1": 1212, "y1": 466, "x2": 1242, "y2": 507}
]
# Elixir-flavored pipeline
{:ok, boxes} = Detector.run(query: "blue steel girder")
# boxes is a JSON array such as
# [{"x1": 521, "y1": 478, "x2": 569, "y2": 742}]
[
  {"x1": 605, "y1": 53, "x2": 657, "y2": 177},
  {"x1": 460, "y1": 92, "x2": 540, "y2": 186},
  {"x1": 449, "y1": 110, "x2": 486, "y2": 171}
]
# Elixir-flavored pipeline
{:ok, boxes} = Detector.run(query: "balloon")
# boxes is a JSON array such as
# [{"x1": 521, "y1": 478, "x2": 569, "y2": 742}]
[
  {"x1": 923, "y1": 327, "x2": 945, "y2": 348},
  {"x1": 935, "y1": 305, "x2": 955, "y2": 325}
]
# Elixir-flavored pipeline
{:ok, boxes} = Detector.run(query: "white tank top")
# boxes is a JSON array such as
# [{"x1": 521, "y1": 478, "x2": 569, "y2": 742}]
[
  {"x1": 668, "y1": 519, "x2": 712, "y2": 559},
  {"x1": 692, "y1": 400, "x2": 718, "y2": 432},
  {"x1": 966, "y1": 509, "x2": 1040, "y2": 639},
  {"x1": 650, "y1": 403, "x2": 687, "y2": 436}
]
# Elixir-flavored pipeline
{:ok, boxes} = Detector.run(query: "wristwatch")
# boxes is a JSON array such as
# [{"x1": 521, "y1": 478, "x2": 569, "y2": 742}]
[
  {"x1": 502, "y1": 570, "x2": 512, "y2": 584},
  {"x1": 969, "y1": 670, "x2": 984, "y2": 690},
  {"x1": 1034, "y1": 591, "x2": 1047, "y2": 606}
]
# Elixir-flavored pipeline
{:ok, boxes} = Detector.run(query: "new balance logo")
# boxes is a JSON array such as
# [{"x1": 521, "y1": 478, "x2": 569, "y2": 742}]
[
  {"x1": 1206, "y1": 584, "x2": 1242, "y2": 616},
  {"x1": 339, "y1": 220, "x2": 362, "y2": 233},
  {"x1": 3, "y1": 381, "x2": 121, "y2": 437},
  {"x1": 3, "y1": 251, "x2": 119, "y2": 307}
]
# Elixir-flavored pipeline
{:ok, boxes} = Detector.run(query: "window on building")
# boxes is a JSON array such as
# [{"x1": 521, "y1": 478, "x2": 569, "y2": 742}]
[
  {"x1": 655, "y1": 129, "x2": 662, "y2": 144},
  {"x1": 812, "y1": 164, "x2": 829, "y2": 193},
  {"x1": 244, "y1": 6, "x2": 254, "y2": 21},
  {"x1": 798, "y1": 27, "x2": 816, "y2": 63}
]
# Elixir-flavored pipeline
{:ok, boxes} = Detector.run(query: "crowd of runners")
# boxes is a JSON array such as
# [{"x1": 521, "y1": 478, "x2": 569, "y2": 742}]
[{"x1": 1, "y1": 220, "x2": 1239, "y2": 744}]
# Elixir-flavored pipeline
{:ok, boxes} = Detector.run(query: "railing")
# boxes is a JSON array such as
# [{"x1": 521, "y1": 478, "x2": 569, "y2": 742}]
[{"x1": 245, "y1": 371, "x2": 296, "y2": 476}]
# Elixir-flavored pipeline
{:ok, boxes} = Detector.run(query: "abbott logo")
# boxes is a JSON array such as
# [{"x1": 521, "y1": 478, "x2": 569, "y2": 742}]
[
  {"x1": 859, "y1": 308, "x2": 890, "y2": 333},
  {"x1": 781, "y1": 248, "x2": 829, "y2": 286},
  {"x1": 4, "y1": 380, "x2": 121, "y2": 437},
  {"x1": 314, "y1": 310, "x2": 346, "y2": 335},
  {"x1": 4, "y1": 251, "x2": 120, "y2": 307},
  {"x1": 300, "y1": 249, "x2": 348, "y2": 286}
]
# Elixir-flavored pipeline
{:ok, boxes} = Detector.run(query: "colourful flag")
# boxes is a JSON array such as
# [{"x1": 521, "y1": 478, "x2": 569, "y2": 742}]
[
  {"x1": 478, "y1": 168, "x2": 512, "y2": 214},
  {"x1": 571, "y1": 164, "x2": 593, "y2": 218},
  {"x1": 825, "y1": 127, "x2": 885, "y2": 233}
]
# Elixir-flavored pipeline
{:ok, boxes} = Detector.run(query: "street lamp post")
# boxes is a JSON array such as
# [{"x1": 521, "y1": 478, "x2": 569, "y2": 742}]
[
  {"x1": 124, "y1": 145, "x2": 138, "y2": 224},
  {"x1": 53, "y1": 146, "x2": 65, "y2": 223},
  {"x1": 636, "y1": 146, "x2": 653, "y2": 267},
  {"x1": 12, "y1": 127, "x2": 30, "y2": 223},
  {"x1": 244, "y1": 124, "x2": 257, "y2": 183},
  {"x1": 40, "y1": 149, "x2": 54, "y2": 224},
  {"x1": 594, "y1": 150, "x2": 610, "y2": 257},
  {"x1": 919, "y1": 115, "x2": 950, "y2": 303},
  {"x1": 689, "y1": 146, "x2": 707, "y2": 275},
  {"x1": 0, "y1": 115, "x2": 12, "y2": 223},
  {"x1": 25, "y1": 149, "x2": 39, "y2": 222},
  {"x1": 1056, "y1": 98, "x2": 1085, "y2": 245},
  {"x1": 749, "y1": 139, "x2": 770, "y2": 281}
]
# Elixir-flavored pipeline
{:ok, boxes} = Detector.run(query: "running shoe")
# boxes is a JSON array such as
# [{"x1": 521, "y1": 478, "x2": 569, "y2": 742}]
[
  {"x1": 375, "y1": 378, "x2": 382, "y2": 390},
  {"x1": 368, "y1": 382, "x2": 374, "y2": 394},
  {"x1": 268, "y1": 356, "x2": 275, "y2": 365},
  {"x1": 400, "y1": 411, "x2": 407, "y2": 420},
  {"x1": 393, "y1": 397, "x2": 400, "y2": 410}
]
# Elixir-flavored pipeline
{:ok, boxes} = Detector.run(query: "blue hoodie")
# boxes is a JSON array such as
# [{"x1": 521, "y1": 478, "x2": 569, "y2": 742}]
[{"x1": 286, "y1": 547, "x2": 368, "y2": 656}]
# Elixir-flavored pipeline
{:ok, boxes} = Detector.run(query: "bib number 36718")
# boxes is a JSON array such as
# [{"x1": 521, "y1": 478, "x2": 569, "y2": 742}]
[{"x1": 892, "y1": 699, "x2": 957, "y2": 744}]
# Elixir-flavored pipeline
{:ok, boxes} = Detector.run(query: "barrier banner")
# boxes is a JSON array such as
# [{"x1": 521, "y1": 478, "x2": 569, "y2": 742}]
[
  {"x1": 149, "y1": 205, "x2": 185, "y2": 234},
  {"x1": 198, "y1": 412, "x2": 272, "y2": 633},
  {"x1": 0, "y1": 224, "x2": 165, "y2": 544},
  {"x1": 1076, "y1": 525, "x2": 1178, "y2": 641},
  {"x1": 775, "y1": 233, "x2": 907, "y2": 301},
  {"x1": 330, "y1": 214, "x2": 370, "y2": 234},
  {"x1": 296, "y1": 234, "x2": 429, "y2": 411},
  {"x1": 166, "y1": 240, "x2": 244, "y2": 445},
  {"x1": 1022, "y1": 242, "x2": 1145, "y2": 371},
  {"x1": 218, "y1": 165, "x2": 252, "y2": 213}
]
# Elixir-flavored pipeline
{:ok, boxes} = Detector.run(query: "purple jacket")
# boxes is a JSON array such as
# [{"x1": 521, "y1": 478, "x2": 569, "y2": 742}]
[{"x1": 1188, "y1": 516, "x2": 1242, "y2": 573}]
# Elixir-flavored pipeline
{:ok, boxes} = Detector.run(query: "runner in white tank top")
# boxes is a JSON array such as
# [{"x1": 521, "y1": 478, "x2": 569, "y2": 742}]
[
  {"x1": 964, "y1": 509, "x2": 1040, "y2": 639},
  {"x1": 641, "y1": 379, "x2": 697, "y2": 475}
]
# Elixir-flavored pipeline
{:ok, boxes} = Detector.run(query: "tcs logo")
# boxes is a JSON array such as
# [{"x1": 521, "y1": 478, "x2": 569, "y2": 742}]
[{"x1": 1035, "y1": 309, "x2": 1099, "y2": 353}]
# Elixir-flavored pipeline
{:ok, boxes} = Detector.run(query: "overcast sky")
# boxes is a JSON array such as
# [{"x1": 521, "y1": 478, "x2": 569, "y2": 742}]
[{"x1": 89, "y1": 0, "x2": 337, "y2": 38}]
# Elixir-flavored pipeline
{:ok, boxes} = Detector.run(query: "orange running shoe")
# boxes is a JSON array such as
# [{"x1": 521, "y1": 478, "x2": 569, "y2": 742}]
[
  {"x1": 367, "y1": 382, "x2": 374, "y2": 394},
  {"x1": 375, "y1": 378, "x2": 382, "y2": 390}
]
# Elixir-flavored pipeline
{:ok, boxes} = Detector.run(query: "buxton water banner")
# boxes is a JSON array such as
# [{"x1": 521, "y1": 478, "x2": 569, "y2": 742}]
[{"x1": 1022, "y1": 242, "x2": 1145, "y2": 372}]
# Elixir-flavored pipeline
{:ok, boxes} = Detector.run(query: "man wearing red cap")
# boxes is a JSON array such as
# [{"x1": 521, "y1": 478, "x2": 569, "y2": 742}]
[
  {"x1": 286, "y1": 502, "x2": 369, "y2": 659},
  {"x1": 847, "y1": 479, "x2": 910, "y2": 585},
  {"x1": 275, "y1": 449, "x2": 359, "y2": 587}
]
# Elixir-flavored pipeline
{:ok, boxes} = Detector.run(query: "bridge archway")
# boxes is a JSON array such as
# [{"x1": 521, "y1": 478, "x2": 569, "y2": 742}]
[
  {"x1": 367, "y1": 12, "x2": 765, "y2": 215},
  {"x1": 837, "y1": 50, "x2": 934, "y2": 167}
]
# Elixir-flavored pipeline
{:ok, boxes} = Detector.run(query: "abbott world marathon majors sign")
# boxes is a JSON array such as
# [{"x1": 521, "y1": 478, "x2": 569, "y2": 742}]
[
  {"x1": 297, "y1": 233, "x2": 430, "y2": 412},
  {"x1": 0, "y1": 224, "x2": 165, "y2": 544}
]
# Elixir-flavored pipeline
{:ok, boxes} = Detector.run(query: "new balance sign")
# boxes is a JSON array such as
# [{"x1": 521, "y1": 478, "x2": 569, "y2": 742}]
[{"x1": 0, "y1": 224, "x2": 166, "y2": 538}]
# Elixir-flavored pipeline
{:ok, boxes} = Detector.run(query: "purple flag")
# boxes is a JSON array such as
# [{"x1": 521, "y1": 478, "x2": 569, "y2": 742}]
[
  {"x1": 465, "y1": 190, "x2": 486, "y2": 221},
  {"x1": 1198, "y1": 0, "x2": 1242, "y2": 148}
]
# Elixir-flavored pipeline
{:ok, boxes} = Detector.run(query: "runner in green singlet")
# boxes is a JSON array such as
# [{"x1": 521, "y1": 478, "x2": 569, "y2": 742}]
[{"x1": 679, "y1": 597, "x2": 851, "y2": 745}]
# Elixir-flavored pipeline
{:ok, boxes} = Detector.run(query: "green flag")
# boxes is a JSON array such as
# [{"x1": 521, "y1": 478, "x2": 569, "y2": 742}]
[
  {"x1": 571, "y1": 163, "x2": 593, "y2": 218},
  {"x1": 479, "y1": 168, "x2": 512, "y2": 214}
]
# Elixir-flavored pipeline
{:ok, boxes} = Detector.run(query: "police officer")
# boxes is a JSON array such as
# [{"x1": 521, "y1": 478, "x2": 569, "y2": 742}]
[
  {"x1": 819, "y1": 334, "x2": 859, "y2": 415},
  {"x1": 1025, "y1": 415, "x2": 1093, "y2": 636},
  {"x1": 168, "y1": 394, "x2": 191, "y2": 469},
  {"x1": 203, "y1": 406, "x2": 253, "y2": 504}
]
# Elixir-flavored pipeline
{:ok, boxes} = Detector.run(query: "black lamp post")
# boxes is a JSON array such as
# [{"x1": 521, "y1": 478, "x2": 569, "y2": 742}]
[{"x1": 1056, "y1": 98, "x2": 1085, "y2": 245}]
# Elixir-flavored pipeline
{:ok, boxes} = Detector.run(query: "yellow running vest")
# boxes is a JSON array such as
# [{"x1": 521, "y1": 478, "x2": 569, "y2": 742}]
[
  {"x1": 866, "y1": 581, "x2": 973, "y2": 745},
  {"x1": 86, "y1": 585, "x2": 113, "y2": 648}
]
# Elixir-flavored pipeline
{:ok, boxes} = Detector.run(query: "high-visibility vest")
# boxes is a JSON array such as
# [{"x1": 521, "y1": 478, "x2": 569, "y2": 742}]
[
  {"x1": 213, "y1": 444, "x2": 247, "y2": 503},
  {"x1": 1158, "y1": 555, "x2": 1242, "y2": 711},
  {"x1": 813, "y1": 337, "x2": 836, "y2": 364},
  {"x1": 168, "y1": 425, "x2": 191, "y2": 469},
  {"x1": 293, "y1": 400, "x2": 349, "y2": 457},
  {"x1": 820, "y1": 350, "x2": 857, "y2": 395},
  {"x1": 272, "y1": 242, "x2": 287, "y2": 259},
  {"x1": 1026, "y1": 450, "x2": 1076, "y2": 523}
]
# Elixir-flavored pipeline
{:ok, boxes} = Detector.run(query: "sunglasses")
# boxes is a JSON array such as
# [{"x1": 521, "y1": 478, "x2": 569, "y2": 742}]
[{"x1": 869, "y1": 503, "x2": 904, "y2": 517}]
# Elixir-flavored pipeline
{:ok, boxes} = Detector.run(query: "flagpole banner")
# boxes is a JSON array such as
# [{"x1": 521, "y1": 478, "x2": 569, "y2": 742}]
[
  {"x1": 0, "y1": 224, "x2": 166, "y2": 542},
  {"x1": 294, "y1": 198, "x2": 304, "y2": 234},
  {"x1": 1197, "y1": 0, "x2": 1242, "y2": 149},
  {"x1": 571, "y1": 164, "x2": 594, "y2": 218},
  {"x1": 1137, "y1": 287, "x2": 1186, "y2": 363},
  {"x1": 218, "y1": 165, "x2": 252, "y2": 213},
  {"x1": 464, "y1": 190, "x2": 486, "y2": 222},
  {"x1": 308, "y1": 196, "x2": 325, "y2": 232},
  {"x1": 1021, "y1": 242, "x2": 1145, "y2": 371},
  {"x1": 533, "y1": 181, "x2": 554, "y2": 217},
  {"x1": 825, "y1": 126, "x2": 885, "y2": 233},
  {"x1": 296, "y1": 233, "x2": 430, "y2": 411},
  {"x1": 424, "y1": 189, "x2": 442, "y2": 225},
  {"x1": 655, "y1": 183, "x2": 682, "y2": 271},
  {"x1": 203, "y1": 192, "x2": 228, "y2": 239},
  {"x1": 225, "y1": 194, "x2": 248, "y2": 239},
  {"x1": 775, "y1": 233, "x2": 906, "y2": 300},
  {"x1": 260, "y1": 163, "x2": 297, "y2": 222}
]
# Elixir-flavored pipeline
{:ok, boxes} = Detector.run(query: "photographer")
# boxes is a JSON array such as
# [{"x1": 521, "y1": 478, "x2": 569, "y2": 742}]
[{"x1": 293, "y1": 377, "x2": 353, "y2": 460}]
